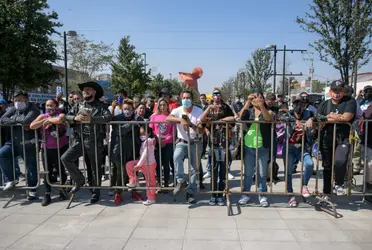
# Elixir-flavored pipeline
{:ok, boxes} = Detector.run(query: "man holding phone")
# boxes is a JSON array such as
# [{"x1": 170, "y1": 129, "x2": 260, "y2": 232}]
[
  {"x1": 109, "y1": 89, "x2": 128, "y2": 116},
  {"x1": 166, "y1": 90, "x2": 204, "y2": 204}
]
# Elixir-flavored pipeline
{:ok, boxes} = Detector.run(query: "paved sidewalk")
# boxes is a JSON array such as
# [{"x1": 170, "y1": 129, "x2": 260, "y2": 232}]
[{"x1": 0, "y1": 159, "x2": 371, "y2": 250}]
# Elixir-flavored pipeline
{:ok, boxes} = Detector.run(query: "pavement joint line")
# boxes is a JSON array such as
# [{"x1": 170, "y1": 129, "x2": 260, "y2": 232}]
[
  {"x1": 180, "y1": 204, "x2": 190, "y2": 250},
  {"x1": 120, "y1": 202, "x2": 149, "y2": 250},
  {"x1": 234, "y1": 215, "x2": 244, "y2": 250}
]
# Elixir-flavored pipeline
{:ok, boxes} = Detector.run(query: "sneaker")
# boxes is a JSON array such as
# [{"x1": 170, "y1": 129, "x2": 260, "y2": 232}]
[
  {"x1": 302, "y1": 186, "x2": 311, "y2": 198},
  {"x1": 114, "y1": 193, "x2": 122, "y2": 205},
  {"x1": 335, "y1": 185, "x2": 346, "y2": 196},
  {"x1": 3, "y1": 181, "x2": 17, "y2": 191},
  {"x1": 28, "y1": 191, "x2": 38, "y2": 201},
  {"x1": 217, "y1": 197, "x2": 225, "y2": 206},
  {"x1": 19, "y1": 173, "x2": 26, "y2": 181},
  {"x1": 238, "y1": 195, "x2": 250, "y2": 205},
  {"x1": 173, "y1": 181, "x2": 185, "y2": 195},
  {"x1": 203, "y1": 172, "x2": 211, "y2": 179},
  {"x1": 228, "y1": 173, "x2": 235, "y2": 180},
  {"x1": 259, "y1": 195, "x2": 269, "y2": 207},
  {"x1": 186, "y1": 192, "x2": 196, "y2": 204},
  {"x1": 126, "y1": 182, "x2": 138, "y2": 188},
  {"x1": 209, "y1": 196, "x2": 217, "y2": 206},
  {"x1": 132, "y1": 191, "x2": 143, "y2": 201},
  {"x1": 108, "y1": 189, "x2": 115, "y2": 196},
  {"x1": 143, "y1": 199, "x2": 156, "y2": 206},
  {"x1": 288, "y1": 196, "x2": 297, "y2": 207}
]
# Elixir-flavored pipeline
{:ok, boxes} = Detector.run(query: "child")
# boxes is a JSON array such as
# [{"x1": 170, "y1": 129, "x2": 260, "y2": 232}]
[{"x1": 126, "y1": 126, "x2": 157, "y2": 205}]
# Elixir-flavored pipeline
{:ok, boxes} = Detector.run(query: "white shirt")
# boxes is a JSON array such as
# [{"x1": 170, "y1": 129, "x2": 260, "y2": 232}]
[
  {"x1": 170, "y1": 105, "x2": 203, "y2": 141},
  {"x1": 108, "y1": 106, "x2": 122, "y2": 116}
]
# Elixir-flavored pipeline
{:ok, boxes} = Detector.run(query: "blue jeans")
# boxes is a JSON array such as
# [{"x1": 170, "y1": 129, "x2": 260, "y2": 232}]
[
  {"x1": 0, "y1": 142, "x2": 37, "y2": 188},
  {"x1": 211, "y1": 148, "x2": 227, "y2": 197},
  {"x1": 174, "y1": 141, "x2": 203, "y2": 194},
  {"x1": 243, "y1": 146, "x2": 269, "y2": 192},
  {"x1": 282, "y1": 146, "x2": 314, "y2": 193},
  {"x1": 206, "y1": 145, "x2": 232, "y2": 174}
]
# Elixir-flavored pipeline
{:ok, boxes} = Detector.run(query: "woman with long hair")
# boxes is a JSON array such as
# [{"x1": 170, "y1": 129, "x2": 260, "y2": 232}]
[
  {"x1": 30, "y1": 99, "x2": 68, "y2": 206},
  {"x1": 149, "y1": 98, "x2": 174, "y2": 192}
]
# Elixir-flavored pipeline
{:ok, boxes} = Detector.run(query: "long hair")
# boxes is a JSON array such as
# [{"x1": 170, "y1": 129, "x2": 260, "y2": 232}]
[{"x1": 155, "y1": 97, "x2": 170, "y2": 115}]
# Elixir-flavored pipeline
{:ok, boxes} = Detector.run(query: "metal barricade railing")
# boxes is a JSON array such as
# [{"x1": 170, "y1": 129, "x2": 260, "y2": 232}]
[
  {"x1": 0, "y1": 124, "x2": 42, "y2": 207},
  {"x1": 1, "y1": 119, "x2": 371, "y2": 216}
]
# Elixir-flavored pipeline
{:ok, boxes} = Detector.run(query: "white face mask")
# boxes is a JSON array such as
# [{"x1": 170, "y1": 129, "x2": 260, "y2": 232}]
[
  {"x1": 15, "y1": 101, "x2": 27, "y2": 111},
  {"x1": 140, "y1": 135, "x2": 147, "y2": 141}
]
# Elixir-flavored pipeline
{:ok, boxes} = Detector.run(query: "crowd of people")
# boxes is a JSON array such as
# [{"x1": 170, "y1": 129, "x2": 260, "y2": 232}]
[{"x1": 0, "y1": 79, "x2": 371, "y2": 208}]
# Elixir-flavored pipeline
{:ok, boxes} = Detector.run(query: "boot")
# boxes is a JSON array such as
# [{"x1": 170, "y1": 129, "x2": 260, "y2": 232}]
[
  {"x1": 70, "y1": 178, "x2": 85, "y2": 194},
  {"x1": 90, "y1": 193, "x2": 100, "y2": 204},
  {"x1": 59, "y1": 189, "x2": 68, "y2": 201},
  {"x1": 162, "y1": 181, "x2": 169, "y2": 194},
  {"x1": 41, "y1": 194, "x2": 51, "y2": 207}
]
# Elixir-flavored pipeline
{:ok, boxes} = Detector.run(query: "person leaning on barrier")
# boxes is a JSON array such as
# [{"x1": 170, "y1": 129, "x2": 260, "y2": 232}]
[
  {"x1": 166, "y1": 89, "x2": 204, "y2": 204},
  {"x1": 307, "y1": 80, "x2": 356, "y2": 200},
  {"x1": 200, "y1": 88, "x2": 235, "y2": 206},
  {"x1": 237, "y1": 93, "x2": 274, "y2": 207},
  {"x1": 30, "y1": 99, "x2": 69, "y2": 206},
  {"x1": 0, "y1": 91, "x2": 40, "y2": 200},
  {"x1": 110, "y1": 99, "x2": 144, "y2": 205},
  {"x1": 279, "y1": 95, "x2": 315, "y2": 207},
  {"x1": 61, "y1": 81, "x2": 111, "y2": 204}
]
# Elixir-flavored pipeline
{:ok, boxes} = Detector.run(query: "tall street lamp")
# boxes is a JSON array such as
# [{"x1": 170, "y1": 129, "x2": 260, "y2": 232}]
[
  {"x1": 264, "y1": 44, "x2": 277, "y2": 94},
  {"x1": 141, "y1": 53, "x2": 147, "y2": 72},
  {"x1": 64, "y1": 30, "x2": 77, "y2": 97}
]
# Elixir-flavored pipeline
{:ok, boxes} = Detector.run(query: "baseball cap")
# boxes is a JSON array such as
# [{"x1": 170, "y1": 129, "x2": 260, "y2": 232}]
[
  {"x1": 364, "y1": 85, "x2": 372, "y2": 91},
  {"x1": 0, "y1": 99, "x2": 8, "y2": 107},
  {"x1": 330, "y1": 80, "x2": 345, "y2": 90}
]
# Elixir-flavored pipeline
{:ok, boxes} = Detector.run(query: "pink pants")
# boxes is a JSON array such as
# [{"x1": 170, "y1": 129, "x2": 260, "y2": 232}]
[{"x1": 126, "y1": 160, "x2": 157, "y2": 200}]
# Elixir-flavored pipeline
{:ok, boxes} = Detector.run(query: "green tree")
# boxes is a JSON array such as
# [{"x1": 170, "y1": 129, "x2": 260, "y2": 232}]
[
  {"x1": 110, "y1": 36, "x2": 151, "y2": 97},
  {"x1": 220, "y1": 77, "x2": 235, "y2": 101},
  {"x1": 312, "y1": 79, "x2": 327, "y2": 93},
  {"x1": 65, "y1": 34, "x2": 113, "y2": 80},
  {"x1": 244, "y1": 49, "x2": 272, "y2": 93},
  {"x1": 0, "y1": 0, "x2": 62, "y2": 100},
  {"x1": 148, "y1": 73, "x2": 183, "y2": 97},
  {"x1": 297, "y1": 0, "x2": 372, "y2": 85}
]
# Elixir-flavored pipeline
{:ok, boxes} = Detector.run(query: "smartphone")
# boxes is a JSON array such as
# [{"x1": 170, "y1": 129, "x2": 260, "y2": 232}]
[
  {"x1": 117, "y1": 97, "x2": 124, "y2": 104},
  {"x1": 182, "y1": 114, "x2": 188, "y2": 120}
]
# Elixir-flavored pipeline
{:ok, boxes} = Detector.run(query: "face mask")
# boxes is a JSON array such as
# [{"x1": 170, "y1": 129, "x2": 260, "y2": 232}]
[
  {"x1": 330, "y1": 90, "x2": 344, "y2": 100},
  {"x1": 213, "y1": 96, "x2": 222, "y2": 102},
  {"x1": 46, "y1": 108, "x2": 56, "y2": 115},
  {"x1": 123, "y1": 110, "x2": 133, "y2": 118},
  {"x1": 140, "y1": 135, "x2": 147, "y2": 141},
  {"x1": 15, "y1": 101, "x2": 27, "y2": 111},
  {"x1": 182, "y1": 99, "x2": 192, "y2": 108}
]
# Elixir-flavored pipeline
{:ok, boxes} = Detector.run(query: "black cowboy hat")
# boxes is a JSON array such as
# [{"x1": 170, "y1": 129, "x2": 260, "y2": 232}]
[
  {"x1": 159, "y1": 88, "x2": 171, "y2": 98},
  {"x1": 78, "y1": 81, "x2": 104, "y2": 99}
]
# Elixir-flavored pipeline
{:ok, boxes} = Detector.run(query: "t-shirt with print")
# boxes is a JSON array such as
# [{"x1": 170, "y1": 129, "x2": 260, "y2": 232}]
[
  {"x1": 317, "y1": 96, "x2": 357, "y2": 140},
  {"x1": 207, "y1": 102, "x2": 234, "y2": 147},
  {"x1": 170, "y1": 105, "x2": 203, "y2": 141}
]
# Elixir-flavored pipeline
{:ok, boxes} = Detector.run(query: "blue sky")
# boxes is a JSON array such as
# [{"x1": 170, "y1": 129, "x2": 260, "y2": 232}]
[{"x1": 48, "y1": 0, "x2": 372, "y2": 94}]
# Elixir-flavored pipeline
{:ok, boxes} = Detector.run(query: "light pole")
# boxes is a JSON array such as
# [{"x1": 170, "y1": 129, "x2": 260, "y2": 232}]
[
  {"x1": 141, "y1": 53, "x2": 147, "y2": 72},
  {"x1": 63, "y1": 30, "x2": 77, "y2": 97},
  {"x1": 264, "y1": 45, "x2": 277, "y2": 94}
]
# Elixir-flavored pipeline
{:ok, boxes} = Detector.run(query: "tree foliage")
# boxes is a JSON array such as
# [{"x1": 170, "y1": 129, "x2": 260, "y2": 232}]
[
  {"x1": 244, "y1": 49, "x2": 273, "y2": 93},
  {"x1": 148, "y1": 73, "x2": 183, "y2": 97},
  {"x1": 312, "y1": 79, "x2": 327, "y2": 93},
  {"x1": 220, "y1": 77, "x2": 235, "y2": 100},
  {"x1": 0, "y1": 0, "x2": 62, "y2": 100},
  {"x1": 65, "y1": 34, "x2": 113, "y2": 80},
  {"x1": 297, "y1": 0, "x2": 372, "y2": 85},
  {"x1": 110, "y1": 36, "x2": 151, "y2": 97}
]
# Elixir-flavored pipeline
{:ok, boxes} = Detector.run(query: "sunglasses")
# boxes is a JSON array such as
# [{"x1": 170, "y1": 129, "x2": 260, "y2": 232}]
[{"x1": 213, "y1": 93, "x2": 221, "y2": 96}]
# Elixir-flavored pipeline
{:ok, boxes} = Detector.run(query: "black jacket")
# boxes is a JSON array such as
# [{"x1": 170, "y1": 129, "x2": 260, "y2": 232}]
[
  {"x1": 65, "y1": 100, "x2": 111, "y2": 143},
  {"x1": 0, "y1": 102, "x2": 40, "y2": 145}
]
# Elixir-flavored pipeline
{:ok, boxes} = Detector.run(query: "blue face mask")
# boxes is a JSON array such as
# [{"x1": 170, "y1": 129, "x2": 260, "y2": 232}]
[{"x1": 182, "y1": 99, "x2": 192, "y2": 108}]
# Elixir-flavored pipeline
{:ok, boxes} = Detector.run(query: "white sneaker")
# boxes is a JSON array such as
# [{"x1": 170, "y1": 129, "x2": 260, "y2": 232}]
[
  {"x1": 143, "y1": 199, "x2": 156, "y2": 206},
  {"x1": 203, "y1": 172, "x2": 211, "y2": 179},
  {"x1": 228, "y1": 173, "x2": 235, "y2": 180},
  {"x1": 3, "y1": 181, "x2": 17, "y2": 191},
  {"x1": 238, "y1": 195, "x2": 250, "y2": 205},
  {"x1": 126, "y1": 183, "x2": 138, "y2": 188},
  {"x1": 28, "y1": 191, "x2": 38, "y2": 200},
  {"x1": 259, "y1": 195, "x2": 269, "y2": 207},
  {"x1": 335, "y1": 185, "x2": 346, "y2": 196}
]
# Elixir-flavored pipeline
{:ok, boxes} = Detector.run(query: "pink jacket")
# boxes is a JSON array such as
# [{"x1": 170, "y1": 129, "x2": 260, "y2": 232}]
[
  {"x1": 149, "y1": 114, "x2": 173, "y2": 145},
  {"x1": 137, "y1": 138, "x2": 156, "y2": 167}
]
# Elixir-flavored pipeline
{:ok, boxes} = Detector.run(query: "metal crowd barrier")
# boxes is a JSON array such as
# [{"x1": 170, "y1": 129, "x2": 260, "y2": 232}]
[{"x1": 0, "y1": 120, "x2": 371, "y2": 217}]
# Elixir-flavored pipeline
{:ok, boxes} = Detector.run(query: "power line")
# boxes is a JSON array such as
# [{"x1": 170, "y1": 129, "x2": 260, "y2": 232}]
[{"x1": 72, "y1": 29, "x2": 306, "y2": 34}]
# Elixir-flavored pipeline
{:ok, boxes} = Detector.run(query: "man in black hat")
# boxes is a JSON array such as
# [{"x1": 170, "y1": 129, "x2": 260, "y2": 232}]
[
  {"x1": 61, "y1": 81, "x2": 111, "y2": 203},
  {"x1": 307, "y1": 80, "x2": 356, "y2": 201},
  {"x1": 0, "y1": 91, "x2": 40, "y2": 200}
]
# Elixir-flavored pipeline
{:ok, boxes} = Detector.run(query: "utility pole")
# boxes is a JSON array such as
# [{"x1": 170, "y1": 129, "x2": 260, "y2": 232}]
[
  {"x1": 282, "y1": 45, "x2": 286, "y2": 96},
  {"x1": 353, "y1": 62, "x2": 358, "y2": 97},
  {"x1": 303, "y1": 52, "x2": 314, "y2": 93}
]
